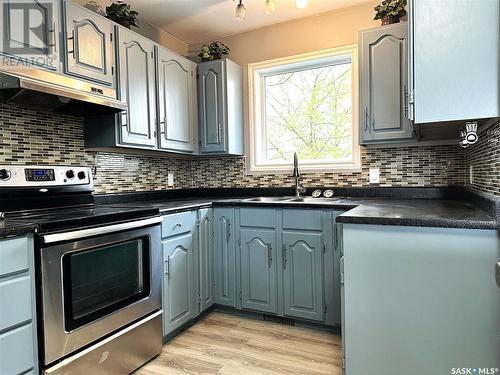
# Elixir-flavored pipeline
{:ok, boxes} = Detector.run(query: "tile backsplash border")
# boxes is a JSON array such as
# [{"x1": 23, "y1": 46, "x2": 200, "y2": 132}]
[{"x1": 0, "y1": 104, "x2": 467, "y2": 194}]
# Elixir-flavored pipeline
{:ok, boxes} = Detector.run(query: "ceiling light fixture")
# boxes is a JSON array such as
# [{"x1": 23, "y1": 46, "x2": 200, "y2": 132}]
[
  {"x1": 296, "y1": 0, "x2": 308, "y2": 9},
  {"x1": 264, "y1": 0, "x2": 276, "y2": 15},
  {"x1": 235, "y1": 0, "x2": 246, "y2": 20}
]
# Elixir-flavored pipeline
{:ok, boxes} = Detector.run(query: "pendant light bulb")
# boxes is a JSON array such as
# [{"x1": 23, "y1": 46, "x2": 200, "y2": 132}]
[
  {"x1": 236, "y1": 0, "x2": 246, "y2": 20},
  {"x1": 296, "y1": 0, "x2": 308, "y2": 9},
  {"x1": 264, "y1": 0, "x2": 276, "y2": 15}
]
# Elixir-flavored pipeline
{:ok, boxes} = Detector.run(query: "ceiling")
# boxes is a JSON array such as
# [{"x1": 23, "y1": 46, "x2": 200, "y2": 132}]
[{"x1": 82, "y1": 0, "x2": 373, "y2": 44}]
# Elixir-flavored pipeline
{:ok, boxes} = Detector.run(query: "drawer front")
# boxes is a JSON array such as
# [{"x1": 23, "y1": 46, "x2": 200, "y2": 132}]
[
  {"x1": 0, "y1": 323, "x2": 34, "y2": 375},
  {"x1": 282, "y1": 209, "x2": 322, "y2": 231},
  {"x1": 0, "y1": 237, "x2": 29, "y2": 277},
  {"x1": 162, "y1": 211, "x2": 197, "y2": 238},
  {"x1": 239, "y1": 208, "x2": 275, "y2": 228},
  {"x1": 0, "y1": 275, "x2": 32, "y2": 331}
]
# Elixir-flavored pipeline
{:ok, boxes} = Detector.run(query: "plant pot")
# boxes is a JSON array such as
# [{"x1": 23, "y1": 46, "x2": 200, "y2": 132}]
[
  {"x1": 118, "y1": 20, "x2": 132, "y2": 29},
  {"x1": 381, "y1": 15, "x2": 400, "y2": 25}
]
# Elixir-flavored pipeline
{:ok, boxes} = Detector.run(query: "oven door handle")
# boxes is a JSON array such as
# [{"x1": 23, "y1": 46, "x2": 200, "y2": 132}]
[{"x1": 42, "y1": 216, "x2": 162, "y2": 244}]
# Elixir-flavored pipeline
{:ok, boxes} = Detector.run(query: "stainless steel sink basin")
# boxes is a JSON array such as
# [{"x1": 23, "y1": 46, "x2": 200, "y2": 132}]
[{"x1": 242, "y1": 196, "x2": 293, "y2": 202}]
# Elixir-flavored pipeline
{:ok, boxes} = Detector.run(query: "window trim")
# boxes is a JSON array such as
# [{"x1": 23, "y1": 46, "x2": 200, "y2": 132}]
[{"x1": 247, "y1": 45, "x2": 360, "y2": 174}]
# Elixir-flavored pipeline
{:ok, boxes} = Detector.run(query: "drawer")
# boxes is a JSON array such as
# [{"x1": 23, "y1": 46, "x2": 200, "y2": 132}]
[
  {"x1": 0, "y1": 323, "x2": 34, "y2": 375},
  {"x1": 282, "y1": 209, "x2": 322, "y2": 231},
  {"x1": 0, "y1": 275, "x2": 32, "y2": 331},
  {"x1": 0, "y1": 237, "x2": 29, "y2": 277},
  {"x1": 162, "y1": 211, "x2": 197, "y2": 238},
  {"x1": 239, "y1": 208, "x2": 275, "y2": 228}
]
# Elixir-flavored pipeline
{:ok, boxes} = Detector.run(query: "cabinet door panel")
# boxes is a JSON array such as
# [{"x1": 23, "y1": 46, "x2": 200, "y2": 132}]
[
  {"x1": 63, "y1": 1, "x2": 114, "y2": 86},
  {"x1": 240, "y1": 228, "x2": 277, "y2": 314},
  {"x1": 360, "y1": 23, "x2": 414, "y2": 143},
  {"x1": 157, "y1": 47, "x2": 195, "y2": 153},
  {"x1": 117, "y1": 27, "x2": 156, "y2": 147},
  {"x1": 162, "y1": 233, "x2": 195, "y2": 335},
  {"x1": 198, "y1": 60, "x2": 226, "y2": 153},
  {"x1": 283, "y1": 231, "x2": 324, "y2": 321},
  {"x1": 213, "y1": 208, "x2": 236, "y2": 307},
  {"x1": 0, "y1": 0, "x2": 59, "y2": 71},
  {"x1": 198, "y1": 208, "x2": 214, "y2": 312}
]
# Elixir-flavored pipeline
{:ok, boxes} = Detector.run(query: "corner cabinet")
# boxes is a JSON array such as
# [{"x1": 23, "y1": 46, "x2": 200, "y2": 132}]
[
  {"x1": 116, "y1": 26, "x2": 157, "y2": 148},
  {"x1": 0, "y1": 0, "x2": 60, "y2": 71},
  {"x1": 359, "y1": 23, "x2": 414, "y2": 144},
  {"x1": 62, "y1": 1, "x2": 115, "y2": 87},
  {"x1": 197, "y1": 59, "x2": 244, "y2": 155},
  {"x1": 157, "y1": 46, "x2": 197, "y2": 154},
  {"x1": 409, "y1": 0, "x2": 500, "y2": 124}
]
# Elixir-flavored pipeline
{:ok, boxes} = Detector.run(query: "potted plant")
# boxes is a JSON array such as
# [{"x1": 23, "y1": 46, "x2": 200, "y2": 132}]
[
  {"x1": 197, "y1": 41, "x2": 230, "y2": 62},
  {"x1": 106, "y1": 1, "x2": 139, "y2": 29},
  {"x1": 373, "y1": 0, "x2": 407, "y2": 25}
]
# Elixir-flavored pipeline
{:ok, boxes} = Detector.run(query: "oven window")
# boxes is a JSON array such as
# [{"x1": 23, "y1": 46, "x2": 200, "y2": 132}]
[{"x1": 63, "y1": 237, "x2": 150, "y2": 331}]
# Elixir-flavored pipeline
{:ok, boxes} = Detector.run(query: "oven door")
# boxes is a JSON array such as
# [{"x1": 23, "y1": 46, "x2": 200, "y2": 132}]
[{"x1": 40, "y1": 218, "x2": 162, "y2": 366}]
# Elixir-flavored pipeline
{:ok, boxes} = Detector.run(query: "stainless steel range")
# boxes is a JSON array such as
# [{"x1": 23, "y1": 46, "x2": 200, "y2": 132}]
[{"x1": 0, "y1": 165, "x2": 163, "y2": 374}]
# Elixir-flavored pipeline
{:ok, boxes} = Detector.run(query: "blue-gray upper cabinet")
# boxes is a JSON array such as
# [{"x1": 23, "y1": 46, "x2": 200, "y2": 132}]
[
  {"x1": 116, "y1": 26, "x2": 157, "y2": 148},
  {"x1": 198, "y1": 208, "x2": 214, "y2": 312},
  {"x1": 162, "y1": 232, "x2": 196, "y2": 335},
  {"x1": 359, "y1": 23, "x2": 414, "y2": 144},
  {"x1": 213, "y1": 208, "x2": 237, "y2": 307},
  {"x1": 197, "y1": 58, "x2": 244, "y2": 156},
  {"x1": 157, "y1": 46, "x2": 197, "y2": 154},
  {"x1": 409, "y1": 0, "x2": 499, "y2": 124},
  {"x1": 62, "y1": 1, "x2": 114, "y2": 87},
  {"x1": 0, "y1": 0, "x2": 60, "y2": 71},
  {"x1": 240, "y1": 228, "x2": 278, "y2": 314},
  {"x1": 282, "y1": 231, "x2": 324, "y2": 322}
]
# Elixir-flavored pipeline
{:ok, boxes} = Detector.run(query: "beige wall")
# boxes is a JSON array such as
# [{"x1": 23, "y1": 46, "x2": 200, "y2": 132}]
[
  {"x1": 188, "y1": 1, "x2": 380, "y2": 158},
  {"x1": 74, "y1": 0, "x2": 188, "y2": 55}
]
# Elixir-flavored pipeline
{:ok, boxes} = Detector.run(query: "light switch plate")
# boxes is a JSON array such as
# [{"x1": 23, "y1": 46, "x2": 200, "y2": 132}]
[
  {"x1": 167, "y1": 173, "x2": 174, "y2": 187},
  {"x1": 369, "y1": 168, "x2": 380, "y2": 184}
]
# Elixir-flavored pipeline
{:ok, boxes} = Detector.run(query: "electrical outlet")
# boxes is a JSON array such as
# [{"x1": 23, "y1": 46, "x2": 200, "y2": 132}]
[
  {"x1": 369, "y1": 168, "x2": 380, "y2": 184},
  {"x1": 167, "y1": 173, "x2": 174, "y2": 187},
  {"x1": 469, "y1": 165, "x2": 474, "y2": 184}
]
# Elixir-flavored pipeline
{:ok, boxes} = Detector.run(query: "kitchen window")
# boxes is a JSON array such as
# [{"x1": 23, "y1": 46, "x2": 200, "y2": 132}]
[{"x1": 248, "y1": 46, "x2": 360, "y2": 173}]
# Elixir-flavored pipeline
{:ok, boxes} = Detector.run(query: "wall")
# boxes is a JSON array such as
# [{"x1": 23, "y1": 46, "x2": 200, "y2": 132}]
[{"x1": 0, "y1": 104, "x2": 465, "y2": 194}]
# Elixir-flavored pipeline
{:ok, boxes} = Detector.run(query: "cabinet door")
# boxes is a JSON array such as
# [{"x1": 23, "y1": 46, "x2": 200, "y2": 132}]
[
  {"x1": 198, "y1": 60, "x2": 227, "y2": 154},
  {"x1": 63, "y1": 1, "x2": 114, "y2": 86},
  {"x1": 157, "y1": 47, "x2": 196, "y2": 153},
  {"x1": 117, "y1": 27, "x2": 156, "y2": 148},
  {"x1": 240, "y1": 228, "x2": 277, "y2": 314},
  {"x1": 213, "y1": 208, "x2": 236, "y2": 307},
  {"x1": 359, "y1": 23, "x2": 414, "y2": 143},
  {"x1": 198, "y1": 208, "x2": 214, "y2": 312},
  {"x1": 282, "y1": 231, "x2": 324, "y2": 321},
  {"x1": 0, "y1": 0, "x2": 59, "y2": 71},
  {"x1": 162, "y1": 233, "x2": 196, "y2": 335}
]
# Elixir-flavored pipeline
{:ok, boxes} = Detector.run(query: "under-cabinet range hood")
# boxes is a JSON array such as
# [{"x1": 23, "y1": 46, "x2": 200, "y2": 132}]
[{"x1": 0, "y1": 68, "x2": 127, "y2": 115}]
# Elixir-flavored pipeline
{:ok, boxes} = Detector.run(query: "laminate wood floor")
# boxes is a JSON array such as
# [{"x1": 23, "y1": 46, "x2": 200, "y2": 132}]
[{"x1": 135, "y1": 312, "x2": 342, "y2": 375}]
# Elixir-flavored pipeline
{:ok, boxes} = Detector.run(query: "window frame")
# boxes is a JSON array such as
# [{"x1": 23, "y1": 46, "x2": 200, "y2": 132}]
[{"x1": 247, "y1": 45, "x2": 360, "y2": 174}]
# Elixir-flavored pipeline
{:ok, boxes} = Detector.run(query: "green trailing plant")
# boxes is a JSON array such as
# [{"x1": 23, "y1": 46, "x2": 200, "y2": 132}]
[
  {"x1": 106, "y1": 1, "x2": 139, "y2": 28},
  {"x1": 373, "y1": 0, "x2": 407, "y2": 23},
  {"x1": 197, "y1": 41, "x2": 230, "y2": 62}
]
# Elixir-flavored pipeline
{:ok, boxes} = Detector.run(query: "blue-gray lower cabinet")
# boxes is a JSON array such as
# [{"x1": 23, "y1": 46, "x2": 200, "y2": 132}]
[
  {"x1": 162, "y1": 232, "x2": 196, "y2": 335},
  {"x1": 198, "y1": 208, "x2": 214, "y2": 312},
  {"x1": 342, "y1": 224, "x2": 500, "y2": 374},
  {"x1": 213, "y1": 208, "x2": 237, "y2": 307},
  {"x1": 282, "y1": 231, "x2": 324, "y2": 322},
  {"x1": 240, "y1": 228, "x2": 278, "y2": 314},
  {"x1": 0, "y1": 236, "x2": 38, "y2": 375}
]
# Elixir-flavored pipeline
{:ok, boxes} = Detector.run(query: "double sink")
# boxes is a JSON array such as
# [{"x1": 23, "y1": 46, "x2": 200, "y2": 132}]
[{"x1": 241, "y1": 196, "x2": 346, "y2": 204}]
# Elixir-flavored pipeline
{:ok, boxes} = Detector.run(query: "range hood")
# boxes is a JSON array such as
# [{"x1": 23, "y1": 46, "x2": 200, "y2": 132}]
[{"x1": 0, "y1": 68, "x2": 127, "y2": 116}]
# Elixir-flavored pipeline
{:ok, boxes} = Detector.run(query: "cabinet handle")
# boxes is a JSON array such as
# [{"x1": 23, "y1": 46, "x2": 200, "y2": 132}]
[
  {"x1": 268, "y1": 244, "x2": 272, "y2": 268},
  {"x1": 165, "y1": 256, "x2": 170, "y2": 279},
  {"x1": 364, "y1": 106, "x2": 369, "y2": 131},
  {"x1": 496, "y1": 262, "x2": 500, "y2": 288},
  {"x1": 67, "y1": 30, "x2": 75, "y2": 56},
  {"x1": 282, "y1": 245, "x2": 287, "y2": 269},
  {"x1": 226, "y1": 221, "x2": 231, "y2": 241},
  {"x1": 49, "y1": 22, "x2": 57, "y2": 54},
  {"x1": 218, "y1": 122, "x2": 223, "y2": 144},
  {"x1": 174, "y1": 222, "x2": 182, "y2": 228},
  {"x1": 404, "y1": 85, "x2": 409, "y2": 118}
]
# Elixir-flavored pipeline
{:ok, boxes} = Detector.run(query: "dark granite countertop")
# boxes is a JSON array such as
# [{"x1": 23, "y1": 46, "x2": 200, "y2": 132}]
[{"x1": 0, "y1": 219, "x2": 39, "y2": 239}]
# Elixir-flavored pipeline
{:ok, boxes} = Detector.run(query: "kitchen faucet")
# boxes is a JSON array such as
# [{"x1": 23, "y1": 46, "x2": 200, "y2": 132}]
[{"x1": 292, "y1": 152, "x2": 306, "y2": 198}]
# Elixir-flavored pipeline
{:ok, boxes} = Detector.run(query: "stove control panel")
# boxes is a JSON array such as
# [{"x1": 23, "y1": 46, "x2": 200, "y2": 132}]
[{"x1": 0, "y1": 165, "x2": 92, "y2": 187}]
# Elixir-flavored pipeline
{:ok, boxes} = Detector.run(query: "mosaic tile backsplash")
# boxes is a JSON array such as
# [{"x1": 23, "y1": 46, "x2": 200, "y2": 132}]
[{"x1": 0, "y1": 104, "x2": 467, "y2": 194}]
